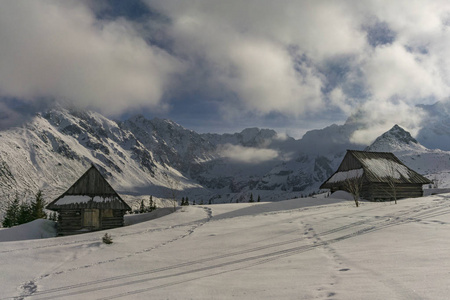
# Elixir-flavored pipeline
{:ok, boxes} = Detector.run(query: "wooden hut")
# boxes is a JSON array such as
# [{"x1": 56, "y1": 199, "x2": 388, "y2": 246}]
[
  {"x1": 46, "y1": 164, "x2": 131, "y2": 235},
  {"x1": 320, "y1": 150, "x2": 431, "y2": 201}
]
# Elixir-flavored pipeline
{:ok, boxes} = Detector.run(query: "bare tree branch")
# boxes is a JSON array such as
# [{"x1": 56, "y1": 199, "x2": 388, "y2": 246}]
[{"x1": 343, "y1": 170, "x2": 364, "y2": 207}]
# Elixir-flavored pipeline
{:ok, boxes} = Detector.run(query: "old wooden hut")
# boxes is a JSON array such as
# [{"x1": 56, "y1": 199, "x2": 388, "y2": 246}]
[
  {"x1": 46, "y1": 164, "x2": 131, "y2": 235},
  {"x1": 320, "y1": 150, "x2": 431, "y2": 201}
]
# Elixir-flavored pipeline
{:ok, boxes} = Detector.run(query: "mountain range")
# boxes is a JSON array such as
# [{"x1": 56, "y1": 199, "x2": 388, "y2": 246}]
[{"x1": 1, "y1": 102, "x2": 450, "y2": 206}]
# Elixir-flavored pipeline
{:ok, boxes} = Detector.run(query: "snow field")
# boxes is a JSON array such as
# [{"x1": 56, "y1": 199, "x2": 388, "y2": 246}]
[{"x1": 1, "y1": 195, "x2": 450, "y2": 299}]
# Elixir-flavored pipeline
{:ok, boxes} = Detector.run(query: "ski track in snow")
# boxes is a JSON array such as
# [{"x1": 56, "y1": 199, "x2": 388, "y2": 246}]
[
  {"x1": 0, "y1": 208, "x2": 212, "y2": 255},
  {"x1": 5, "y1": 197, "x2": 450, "y2": 300},
  {"x1": 9, "y1": 207, "x2": 213, "y2": 300}
]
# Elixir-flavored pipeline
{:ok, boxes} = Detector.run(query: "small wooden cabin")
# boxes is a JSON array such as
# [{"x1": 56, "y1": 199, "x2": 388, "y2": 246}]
[
  {"x1": 46, "y1": 164, "x2": 131, "y2": 235},
  {"x1": 320, "y1": 150, "x2": 431, "y2": 201}
]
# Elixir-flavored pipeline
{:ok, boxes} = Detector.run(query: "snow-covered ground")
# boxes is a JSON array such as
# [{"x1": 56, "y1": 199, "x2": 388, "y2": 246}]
[{"x1": 1, "y1": 193, "x2": 450, "y2": 299}]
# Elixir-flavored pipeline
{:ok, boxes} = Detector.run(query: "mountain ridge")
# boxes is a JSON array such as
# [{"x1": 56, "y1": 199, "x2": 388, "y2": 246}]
[{"x1": 1, "y1": 103, "x2": 450, "y2": 207}]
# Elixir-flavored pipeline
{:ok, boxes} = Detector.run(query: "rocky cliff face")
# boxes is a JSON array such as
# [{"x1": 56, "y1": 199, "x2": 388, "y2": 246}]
[
  {"x1": 0, "y1": 107, "x2": 347, "y2": 203},
  {"x1": 366, "y1": 124, "x2": 425, "y2": 153},
  {"x1": 4, "y1": 103, "x2": 450, "y2": 205}
]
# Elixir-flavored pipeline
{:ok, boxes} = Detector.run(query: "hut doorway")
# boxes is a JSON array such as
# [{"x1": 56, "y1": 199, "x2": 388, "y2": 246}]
[{"x1": 83, "y1": 209, "x2": 100, "y2": 229}]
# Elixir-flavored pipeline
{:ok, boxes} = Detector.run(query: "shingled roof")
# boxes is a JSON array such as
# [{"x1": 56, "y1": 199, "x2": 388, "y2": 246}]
[
  {"x1": 47, "y1": 164, "x2": 131, "y2": 210},
  {"x1": 320, "y1": 150, "x2": 431, "y2": 189}
]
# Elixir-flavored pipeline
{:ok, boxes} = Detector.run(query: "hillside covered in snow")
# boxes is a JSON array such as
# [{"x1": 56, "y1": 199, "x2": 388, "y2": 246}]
[
  {"x1": 0, "y1": 106, "x2": 360, "y2": 206},
  {"x1": 2, "y1": 102, "x2": 450, "y2": 208},
  {"x1": 2, "y1": 193, "x2": 450, "y2": 299}
]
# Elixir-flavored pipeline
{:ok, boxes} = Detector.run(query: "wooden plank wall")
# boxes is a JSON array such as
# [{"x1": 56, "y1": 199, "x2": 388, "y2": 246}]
[
  {"x1": 101, "y1": 210, "x2": 126, "y2": 230},
  {"x1": 58, "y1": 209, "x2": 126, "y2": 235},
  {"x1": 362, "y1": 183, "x2": 424, "y2": 201},
  {"x1": 58, "y1": 209, "x2": 83, "y2": 235}
]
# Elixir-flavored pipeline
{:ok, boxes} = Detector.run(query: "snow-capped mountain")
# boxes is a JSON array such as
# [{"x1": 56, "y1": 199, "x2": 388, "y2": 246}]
[
  {"x1": 365, "y1": 124, "x2": 450, "y2": 187},
  {"x1": 4, "y1": 103, "x2": 450, "y2": 207},
  {"x1": 0, "y1": 107, "x2": 349, "y2": 205},
  {"x1": 366, "y1": 124, "x2": 426, "y2": 153}
]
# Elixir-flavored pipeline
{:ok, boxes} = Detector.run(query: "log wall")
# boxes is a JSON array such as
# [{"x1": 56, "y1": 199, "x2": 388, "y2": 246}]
[
  {"x1": 361, "y1": 183, "x2": 424, "y2": 201},
  {"x1": 57, "y1": 208, "x2": 126, "y2": 235}
]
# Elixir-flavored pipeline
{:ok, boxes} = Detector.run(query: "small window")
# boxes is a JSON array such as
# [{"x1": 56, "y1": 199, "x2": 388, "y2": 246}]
[{"x1": 103, "y1": 209, "x2": 113, "y2": 218}]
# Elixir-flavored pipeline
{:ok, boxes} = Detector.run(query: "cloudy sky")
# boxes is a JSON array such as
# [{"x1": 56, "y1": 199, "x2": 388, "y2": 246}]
[{"x1": 1, "y1": 0, "x2": 450, "y2": 142}]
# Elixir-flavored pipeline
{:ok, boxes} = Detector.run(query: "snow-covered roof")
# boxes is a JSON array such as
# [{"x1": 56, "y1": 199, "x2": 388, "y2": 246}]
[
  {"x1": 46, "y1": 165, "x2": 131, "y2": 210},
  {"x1": 321, "y1": 150, "x2": 431, "y2": 189},
  {"x1": 327, "y1": 168, "x2": 364, "y2": 183},
  {"x1": 360, "y1": 158, "x2": 410, "y2": 180},
  {"x1": 53, "y1": 195, "x2": 116, "y2": 205}
]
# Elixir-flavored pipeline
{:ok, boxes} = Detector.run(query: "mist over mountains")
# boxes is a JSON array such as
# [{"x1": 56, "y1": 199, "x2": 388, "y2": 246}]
[{"x1": 1, "y1": 102, "x2": 450, "y2": 205}]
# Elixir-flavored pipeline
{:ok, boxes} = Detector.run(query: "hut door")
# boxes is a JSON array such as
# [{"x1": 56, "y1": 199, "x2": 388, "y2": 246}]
[{"x1": 83, "y1": 209, "x2": 100, "y2": 229}]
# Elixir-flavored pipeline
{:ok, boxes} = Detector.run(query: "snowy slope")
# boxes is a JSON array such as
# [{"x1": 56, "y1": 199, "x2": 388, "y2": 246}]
[
  {"x1": 2, "y1": 194, "x2": 450, "y2": 299},
  {"x1": 366, "y1": 124, "x2": 450, "y2": 187},
  {"x1": 3, "y1": 105, "x2": 450, "y2": 209},
  {"x1": 0, "y1": 107, "x2": 354, "y2": 207},
  {"x1": 366, "y1": 124, "x2": 426, "y2": 153},
  {"x1": 0, "y1": 108, "x2": 206, "y2": 205}
]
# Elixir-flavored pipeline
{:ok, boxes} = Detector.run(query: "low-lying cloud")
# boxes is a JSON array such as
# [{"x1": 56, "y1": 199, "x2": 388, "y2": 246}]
[{"x1": 218, "y1": 144, "x2": 279, "y2": 164}]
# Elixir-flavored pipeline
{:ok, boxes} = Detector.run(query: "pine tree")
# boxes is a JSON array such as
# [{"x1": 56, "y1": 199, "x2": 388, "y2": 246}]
[
  {"x1": 31, "y1": 190, "x2": 47, "y2": 219},
  {"x1": 2, "y1": 194, "x2": 20, "y2": 227},
  {"x1": 257, "y1": 195, "x2": 261, "y2": 202},
  {"x1": 185, "y1": 197, "x2": 189, "y2": 206},
  {"x1": 102, "y1": 233, "x2": 113, "y2": 244},
  {"x1": 140, "y1": 199, "x2": 145, "y2": 213},
  {"x1": 181, "y1": 197, "x2": 185, "y2": 206},
  {"x1": 249, "y1": 193, "x2": 254, "y2": 203},
  {"x1": 17, "y1": 201, "x2": 33, "y2": 225},
  {"x1": 148, "y1": 195, "x2": 154, "y2": 212}
]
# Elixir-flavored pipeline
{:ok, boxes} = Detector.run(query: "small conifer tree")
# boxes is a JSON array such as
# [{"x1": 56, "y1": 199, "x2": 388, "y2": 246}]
[
  {"x1": 148, "y1": 195, "x2": 155, "y2": 212},
  {"x1": 31, "y1": 190, "x2": 47, "y2": 219},
  {"x1": 102, "y1": 233, "x2": 113, "y2": 244},
  {"x1": 257, "y1": 195, "x2": 261, "y2": 202},
  {"x1": 17, "y1": 201, "x2": 33, "y2": 225},
  {"x1": 140, "y1": 199, "x2": 145, "y2": 213},
  {"x1": 249, "y1": 193, "x2": 254, "y2": 203},
  {"x1": 2, "y1": 194, "x2": 20, "y2": 227}
]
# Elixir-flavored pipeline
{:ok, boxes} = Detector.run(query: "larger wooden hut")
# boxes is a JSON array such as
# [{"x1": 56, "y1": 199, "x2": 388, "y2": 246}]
[
  {"x1": 47, "y1": 164, "x2": 131, "y2": 235},
  {"x1": 320, "y1": 150, "x2": 431, "y2": 201}
]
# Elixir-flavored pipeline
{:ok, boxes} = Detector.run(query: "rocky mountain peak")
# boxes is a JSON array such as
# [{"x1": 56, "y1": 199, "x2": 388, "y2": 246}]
[
  {"x1": 385, "y1": 124, "x2": 418, "y2": 144},
  {"x1": 366, "y1": 124, "x2": 423, "y2": 152}
]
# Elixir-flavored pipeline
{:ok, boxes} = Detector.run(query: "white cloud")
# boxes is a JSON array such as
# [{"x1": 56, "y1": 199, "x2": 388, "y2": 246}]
[
  {"x1": 363, "y1": 43, "x2": 449, "y2": 102},
  {"x1": 0, "y1": 1, "x2": 183, "y2": 116},
  {"x1": 4, "y1": 0, "x2": 450, "y2": 136},
  {"x1": 218, "y1": 144, "x2": 279, "y2": 164},
  {"x1": 145, "y1": 0, "x2": 450, "y2": 128},
  {"x1": 147, "y1": 0, "x2": 369, "y2": 118},
  {"x1": 350, "y1": 100, "x2": 426, "y2": 145}
]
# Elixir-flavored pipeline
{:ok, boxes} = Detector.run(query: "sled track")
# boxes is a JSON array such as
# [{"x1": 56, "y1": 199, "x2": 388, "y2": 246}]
[{"x1": 4, "y1": 200, "x2": 450, "y2": 300}]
